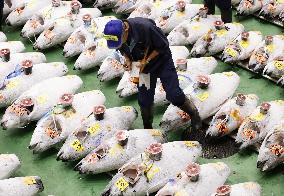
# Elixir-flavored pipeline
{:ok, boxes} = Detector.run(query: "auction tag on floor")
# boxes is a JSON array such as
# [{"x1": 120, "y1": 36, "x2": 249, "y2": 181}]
[
  {"x1": 225, "y1": 48, "x2": 237, "y2": 57},
  {"x1": 240, "y1": 40, "x2": 249, "y2": 48},
  {"x1": 87, "y1": 122, "x2": 101, "y2": 135},
  {"x1": 196, "y1": 91, "x2": 209, "y2": 102},
  {"x1": 23, "y1": 177, "x2": 37, "y2": 185},
  {"x1": 216, "y1": 29, "x2": 228, "y2": 37},
  {"x1": 250, "y1": 112, "x2": 265, "y2": 121},
  {"x1": 115, "y1": 177, "x2": 129, "y2": 192},
  {"x1": 71, "y1": 139, "x2": 84, "y2": 152},
  {"x1": 273, "y1": 60, "x2": 284, "y2": 70}
]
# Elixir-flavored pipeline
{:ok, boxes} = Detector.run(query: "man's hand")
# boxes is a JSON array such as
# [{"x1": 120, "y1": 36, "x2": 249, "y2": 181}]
[
  {"x1": 5, "y1": 0, "x2": 12, "y2": 8},
  {"x1": 123, "y1": 54, "x2": 132, "y2": 71}
]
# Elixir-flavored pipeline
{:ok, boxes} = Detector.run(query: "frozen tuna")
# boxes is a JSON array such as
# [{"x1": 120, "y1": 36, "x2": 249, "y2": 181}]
[
  {"x1": 94, "y1": 0, "x2": 119, "y2": 10},
  {"x1": 232, "y1": 0, "x2": 242, "y2": 6},
  {"x1": 0, "y1": 52, "x2": 47, "y2": 82},
  {"x1": 210, "y1": 182, "x2": 261, "y2": 196},
  {"x1": 0, "y1": 176, "x2": 44, "y2": 196},
  {"x1": 155, "y1": 3, "x2": 203, "y2": 34},
  {"x1": 21, "y1": 1, "x2": 72, "y2": 38},
  {"x1": 249, "y1": 35, "x2": 284, "y2": 73},
  {"x1": 29, "y1": 90, "x2": 106, "y2": 153},
  {"x1": 222, "y1": 31, "x2": 263, "y2": 63},
  {"x1": 101, "y1": 141, "x2": 202, "y2": 196},
  {"x1": 0, "y1": 41, "x2": 25, "y2": 54},
  {"x1": 73, "y1": 38, "x2": 114, "y2": 70},
  {"x1": 75, "y1": 129, "x2": 166, "y2": 174},
  {"x1": 257, "y1": 121, "x2": 284, "y2": 171},
  {"x1": 0, "y1": 32, "x2": 7, "y2": 42},
  {"x1": 97, "y1": 50, "x2": 125, "y2": 82},
  {"x1": 259, "y1": 0, "x2": 284, "y2": 18},
  {"x1": 206, "y1": 94, "x2": 259, "y2": 138},
  {"x1": 237, "y1": 0, "x2": 263, "y2": 15},
  {"x1": 0, "y1": 154, "x2": 21, "y2": 180},
  {"x1": 236, "y1": 100, "x2": 284, "y2": 149},
  {"x1": 33, "y1": 8, "x2": 102, "y2": 50},
  {"x1": 0, "y1": 62, "x2": 68, "y2": 108},
  {"x1": 0, "y1": 75, "x2": 83, "y2": 129},
  {"x1": 156, "y1": 162, "x2": 230, "y2": 196},
  {"x1": 154, "y1": 57, "x2": 218, "y2": 106},
  {"x1": 57, "y1": 106, "x2": 138, "y2": 161},
  {"x1": 6, "y1": 0, "x2": 52, "y2": 26},
  {"x1": 63, "y1": 15, "x2": 116, "y2": 58},
  {"x1": 191, "y1": 22, "x2": 244, "y2": 57},
  {"x1": 263, "y1": 56, "x2": 284, "y2": 81},
  {"x1": 167, "y1": 14, "x2": 221, "y2": 46},
  {"x1": 3, "y1": 0, "x2": 32, "y2": 16},
  {"x1": 160, "y1": 72, "x2": 240, "y2": 132}
]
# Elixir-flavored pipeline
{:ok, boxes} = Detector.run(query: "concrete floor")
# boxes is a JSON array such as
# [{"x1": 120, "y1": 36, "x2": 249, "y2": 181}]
[{"x1": 0, "y1": 0, "x2": 283, "y2": 195}]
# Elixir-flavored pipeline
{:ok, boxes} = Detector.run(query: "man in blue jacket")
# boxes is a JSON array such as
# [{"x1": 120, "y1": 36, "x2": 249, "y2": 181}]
[
  {"x1": 0, "y1": 0, "x2": 12, "y2": 31},
  {"x1": 103, "y1": 18, "x2": 202, "y2": 133}
]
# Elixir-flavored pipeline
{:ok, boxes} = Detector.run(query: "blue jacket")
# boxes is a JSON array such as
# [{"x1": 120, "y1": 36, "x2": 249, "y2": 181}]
[{"x1": 118, "y1": 17, "x2": 172, "y2": 74}]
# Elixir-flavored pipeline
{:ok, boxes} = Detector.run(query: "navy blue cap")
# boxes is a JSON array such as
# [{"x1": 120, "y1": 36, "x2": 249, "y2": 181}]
[{"x1": 103, "y1": 20, "x2": 124, "y2": 49}]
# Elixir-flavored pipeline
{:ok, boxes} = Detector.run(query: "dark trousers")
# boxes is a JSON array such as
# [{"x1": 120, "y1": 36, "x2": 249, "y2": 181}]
[
  {"x1": 138, "y1": 57, "x2": 185, "y2": 108},
  {"x1": 204, "y1": 0, "x2": 232, "y2": 23},
  {"x1": 0, "y1": 7, "x2": 3, "y2": 31}
]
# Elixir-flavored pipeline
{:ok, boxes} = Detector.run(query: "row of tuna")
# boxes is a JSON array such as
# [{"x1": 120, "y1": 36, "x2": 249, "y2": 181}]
[{"x1": 0, "y1": 154, "x2": 44, "y2": 196}]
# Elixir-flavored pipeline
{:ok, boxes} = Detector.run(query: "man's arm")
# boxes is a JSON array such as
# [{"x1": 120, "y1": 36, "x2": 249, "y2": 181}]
[{"x1": 5, "y1": 0, "x2": 12, "y2": 8}]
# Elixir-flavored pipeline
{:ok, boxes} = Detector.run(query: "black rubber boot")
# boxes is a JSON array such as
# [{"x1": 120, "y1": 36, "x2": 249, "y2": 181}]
[
  {"x1": 220, "y1": 7, "x2": 233, "y2": 23},
  {"x1": 0, "y1": 8, "x2": 3, "y2": 31},
  {"x1": 140, "y1": 106, "x2": 154, "y2": 129},
  {"x1": 204, "y1": 0, "x2": 215, "y2": 15},
  {"x1": 178, "y1": 97, "x2": 202, "y2": 132}
]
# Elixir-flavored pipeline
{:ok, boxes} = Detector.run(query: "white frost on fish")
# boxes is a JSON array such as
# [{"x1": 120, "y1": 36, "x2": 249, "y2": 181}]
[
  {"x1": 210, "y1": 182, "x2": 261, "y2": 196},
  {"x1": 0, "y1": 41, "x2": 25, "y2": 54},
  {"x1": 0, "y1": 32, "x2": 7, "y2": 42},
  {"x1": 0, "y1": 75, "x2": 83, "y2": 129},
  {"x1": 0, "y1": 154, "x2": 21, "y2": 180},
  {"x1": 160, "y1": 72, "x2": 240, "y2": 132},
  {"x1": 237, "y1": 0, "x2": 263, "y2": 15}
]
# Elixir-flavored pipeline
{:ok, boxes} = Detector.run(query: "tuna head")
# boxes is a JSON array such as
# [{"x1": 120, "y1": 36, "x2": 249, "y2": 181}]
[
  {"x1": 63, "y1": 30, "x2": 87, "y2": 58},
  {"x1": 113, "y1": 0, "x2": 138, "y2": 14},
  {"x1": 167, "y1": 26, "x2": 189, "y2": 46},
  {"x1": 259, "y1": 1, "x2": 279, "y2": 18},
  {"x1": 237, "y1": 0, "x2": 262, "y2": 15},
  {"x1": 29, "y1": 114, "x2": 65, "y2": 153},
  {"x1": 57, "y1": 106, "x2": 138, "y2": 161},
  {"x1": 97, "y1": 51, "x2": 125, "y2": 82},
  {"x1": 263, "y1": 57, "x2": 284, "y2": 79},
  {"x1": 206, "y1": 94, "x2": 259, "y2": 138},
  {"x1": 222, "y1": 43, "x2": 242, "y2": 63},
  {"x1": 257, "y1": 125, "x2": 284, "y2": 171},
  {"x1": 190, "y1": 32, "x2": 214, "y2": 57},
  {"x1": 1, "y1": 97, "x2": 37, "y2": 129},
  {"x1": 129, "y1": 4, "x2": 152, "y2": 18},
  {"x1": 21, "y1": 16, "x2": 45, "y2": 38},
  {"x1": 5, "y1": 5, "x2": 26, "y2": 26},
  {"x1": 248, "y1": 48, "x2": 269, "y2": 73},
  {"x1": 33, "y1": 25, "x2": 56, "y2": 50}
]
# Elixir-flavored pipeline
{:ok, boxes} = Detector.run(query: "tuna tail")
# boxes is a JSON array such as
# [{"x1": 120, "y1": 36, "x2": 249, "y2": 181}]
[
  {"x1": 74, "y1": 162, "x2": 82, "y2": 172},
  {"x1": 35, "y1": 178, "x2": 45, "y2": 192},
  {"x1": 101, "y1": 188, "x2": 111, "y2": 196}
]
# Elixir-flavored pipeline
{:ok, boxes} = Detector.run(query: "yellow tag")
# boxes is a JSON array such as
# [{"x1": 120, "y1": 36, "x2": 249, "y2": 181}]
[
  {"x1": 244, "y1": 182, "x2": 257, "y2": 190},
  {"x1": 150, "y1": 129, "x2": 162, "y2": 136},
  {"x1": 6, "y1": 80, "x2": 20, "y2": 90},
  {"x1": 265, "y1": 44, "x2": 275, "y2": 53},
  {"x1": 191, "y1": 25, "x2": 200, "y2": 30},
  {"x1": 184, "y1": 141, "x2": 197, "y2": 147},
  {"x1": 71, "y1": 139, "x2": 84, "y2": 152},
  {"x1": 122, "y1": 106, "x2": 132, "y2": 112},
  {"x1": 240, "y1": 40, "x2": 249, "y2": 48},
  {"x1": 36, "y1": 95, "x2": 47, "y2": 105},
  {"x1": 23, "y1": 177, "x2": 36, "y2": 185},
  {"x1": 87, "y1": 122, "x2": 101, "y2": 135},
  {"x1": 178, "y1": 75, "x2": 185, "y2": 81},
  {"x1": 154, "y1": 0, "x2": 161, "y2": 8},
  {"x1": 103, "y1": 34, "x2": 118, "y2": 41},
  {"x1": 115, "y1": 177, "x2": 129, "y2": 192},
  {"x1": 230, "y1": 109, "x2": 241, "y2": 121},
  {"x1": 98, "y1": 40, "x2": 107, "y2": 48},
  {"x1": 216, "y1": 29, "x2": 228, "y2": 37},
  {"x1": 225, "y1": 47, "x2": 237, "y2": 57},
  {"x1": 26, "y1": 0, "x2": 37, "y2": 9},
  {"x1": 109, "y1": 144, "x2": 124, "y2": 156},
  {"x1": 277, "y1": 0, "x2": 284, "y2": 3},
  {"x1": 146, "y1": 165, "x2": 160, "y2": 181},
  {"x1": 224, "y1": 72, "x2": 234, "y2": 77},
  {"x1": 250, "y1": 112, "x2": 265, "y2": 121},
  {"x1": 175, "y1": 190, "x2": 188, "y2": 196},
  {"x1": 89, "y1": 23, "x2": 98, "y2": 34},
  {"x1": 176, "y1": 11, "x2": 185, "y2": 18},
  {"x1": 273, "y1": 61, "x2": 284, "y2": 70},
  {"x1": 196, "y1": 91, "x2": 209, "y2": 102},
  {"x1": 42, "y1": 7, "x2": 52, "y2": 19}
]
